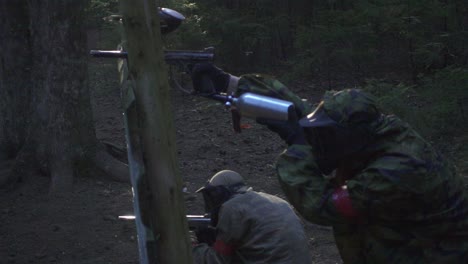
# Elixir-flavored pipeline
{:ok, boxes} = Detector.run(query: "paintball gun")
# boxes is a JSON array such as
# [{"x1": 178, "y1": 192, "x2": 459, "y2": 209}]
[
  {"x1": 187, "y1": 214, "x2": 216, "y2": 246},
  {"x1": 93, "y1": 6, "x2": 295, "y2": 132},
  {"x1": 118, "y1": 214, "x2": 212, "y2": 230},
  {"x1": 186, "y1": 214, "x2": 212, "y2": 232},
  {"x1": 89, "y1": 47, "x2": 215, "y2": 94},
  {"x1": 119, "y1": 214, "x2": 215, "y2": 244},
  {"x1": 90, "y1": 7, "x2": 214, "y2": 94}
]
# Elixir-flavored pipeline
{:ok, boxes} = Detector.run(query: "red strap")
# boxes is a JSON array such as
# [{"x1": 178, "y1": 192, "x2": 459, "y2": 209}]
[
  {"x1": 213, "y1": 239, "x2": 235, "y2": 256},
  {"x1": 332, "y1": 186, "x2": 359, "y2": 220}
]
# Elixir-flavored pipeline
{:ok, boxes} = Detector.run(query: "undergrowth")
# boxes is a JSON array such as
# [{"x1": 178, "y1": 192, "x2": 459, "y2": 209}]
[{"x1": 361, "y1": 67, "x2": 468, "y2": 167}]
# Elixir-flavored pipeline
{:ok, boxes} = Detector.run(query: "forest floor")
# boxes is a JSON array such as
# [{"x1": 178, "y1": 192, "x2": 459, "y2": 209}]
[{"x1": 1, "y1": 59, "x2": 467, "y2": 264}]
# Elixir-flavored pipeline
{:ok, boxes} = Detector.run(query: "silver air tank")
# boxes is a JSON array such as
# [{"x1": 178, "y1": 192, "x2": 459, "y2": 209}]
[{"x1": 229, "y1": 93, "x2": 294, "y2": 121}]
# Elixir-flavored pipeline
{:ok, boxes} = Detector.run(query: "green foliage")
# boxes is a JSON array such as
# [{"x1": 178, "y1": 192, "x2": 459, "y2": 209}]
[
  {"x1": 362, "y1": 79, "x2": 422, "y2": 132},
  {"x1": 86, "y1": 0, "x2": 119, "y2": 29},
  {"x1": 362, "y1": 67, "x2": 468, "y2": 141},
  {"x1": 85, "y1": 0, "x2": 120, "y2": 49},
  {"x1": 167, "y1": 0, "x2": 467, "y2": 80},
  {"x1": 418, "y1": 68, "x2": 468, "y2": 135},
  {"x1": 83, "y1": 0, "x2": 468, "y2": 80}
]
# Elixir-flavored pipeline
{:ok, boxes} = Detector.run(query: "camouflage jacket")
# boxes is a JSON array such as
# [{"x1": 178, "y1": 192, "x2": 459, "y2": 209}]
[
  {"x1": 231, "y1": 74, "x2": 468, "y2": 263},
  {"x1": 277, "y1": 115, "x2": 468, "y2": 263},
  {"x1": 192, "y1": 190, "x2": 312, "y2": 264}
]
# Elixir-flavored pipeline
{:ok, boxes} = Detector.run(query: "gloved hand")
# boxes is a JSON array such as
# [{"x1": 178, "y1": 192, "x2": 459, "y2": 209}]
[
  {"x1": 191, "y1": 63, "x2": 230, "y2": 94},
  {"x1": 257, "y1": 110, "x2": 306, "y2": 145},
  {"x1": 195, "y1": 226, "x2": 217, "y2": 246}
]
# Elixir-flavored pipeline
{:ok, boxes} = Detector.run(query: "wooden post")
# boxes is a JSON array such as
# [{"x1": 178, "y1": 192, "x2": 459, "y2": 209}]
[{"x1": 118, "y1": 0, "x2": 193, "y2": 263}]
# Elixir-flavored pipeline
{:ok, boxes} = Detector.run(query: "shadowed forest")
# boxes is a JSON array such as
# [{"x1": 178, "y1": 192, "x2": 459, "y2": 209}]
[{"x1": 1, "y1": 0, "x2": 467, "y2": 263}]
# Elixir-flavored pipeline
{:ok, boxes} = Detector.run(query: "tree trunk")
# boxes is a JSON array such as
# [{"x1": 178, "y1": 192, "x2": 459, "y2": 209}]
[
  {"x1": 119, "y1": 0, "x2": 193, "y2": 263},
  {"x1": 0, "y1": 0, "x2": 129, "y2": 193},
  {"x1": 0, "y1": 1, "x2": 32, "y2": 176}
]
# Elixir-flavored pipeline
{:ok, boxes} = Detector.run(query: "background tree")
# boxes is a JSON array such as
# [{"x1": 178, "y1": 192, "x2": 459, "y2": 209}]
[
  {"x1": 170, "y1": 0, "x2": 467, "y2": 77},
  {"x1": 0, "y1": 0, "x2": 128, "y2": 193},
  {"x1": 0, "y1": 1, "x2": 31, "y2": 186}
]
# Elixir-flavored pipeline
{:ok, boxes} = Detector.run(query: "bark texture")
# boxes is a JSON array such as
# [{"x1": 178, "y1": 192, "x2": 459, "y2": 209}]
[
  {"x1": 0, "y1": 0, "x2": 129, "y2": 193},
  {"x1": 119, "y1": 0, "x2": 193, "y2": 263}
]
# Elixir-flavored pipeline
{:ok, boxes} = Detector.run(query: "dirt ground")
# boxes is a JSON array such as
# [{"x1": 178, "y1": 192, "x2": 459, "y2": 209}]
[
  {"x1": 0, "y1": 60, "x2": 343, "y2": 264},
  {"x1": 2, "y1": 56, "x2": 468, "y2": 264}
]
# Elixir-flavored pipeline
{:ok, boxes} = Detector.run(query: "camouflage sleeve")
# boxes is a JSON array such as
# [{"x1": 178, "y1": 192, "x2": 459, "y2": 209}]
[
  {"x1": 235, "y1": 74, "x2": 313, "y2": 118},
  {"x1": 276, "y1": 144, "x2": 349, "y2": 225}
]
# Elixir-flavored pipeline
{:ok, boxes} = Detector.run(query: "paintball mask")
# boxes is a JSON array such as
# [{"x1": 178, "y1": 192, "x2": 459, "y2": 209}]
[
  {"x1": 196, "y1": 170, "x2": 246, "y2": 225},
  {"x1": 299, "y1": 89, "x2": 381, "y2": 175}
]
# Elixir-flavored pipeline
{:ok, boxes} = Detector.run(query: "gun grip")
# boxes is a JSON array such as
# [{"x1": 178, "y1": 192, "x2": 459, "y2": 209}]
[{"x1": 231, "y1": 109, "x2": 241, "y2": 133}]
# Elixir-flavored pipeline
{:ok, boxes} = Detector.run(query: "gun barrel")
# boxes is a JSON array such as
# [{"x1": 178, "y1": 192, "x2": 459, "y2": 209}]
[
  {"x1": 164, "y1": 50, "x2": 214, "y2": 62},
  {"x1": 89, "y1": 49, "x2": 214, "y2": 61},
  {"x1": 206, "y1": 94, "x2": 228, "y2": 103},
  {"x1": 187, "y1": 215, "x2": 212, "y2": 230},
  {"x1": 90, "y1": 50, "x2": 128, "y2": 58}
]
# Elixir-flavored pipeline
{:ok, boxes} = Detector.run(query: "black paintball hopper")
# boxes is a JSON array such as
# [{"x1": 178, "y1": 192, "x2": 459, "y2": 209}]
[
  {"x1": 158, "y1": 8, "x2": 185, "y2": 34},
  {"x1": 103, "y1": 7, "x2": 185, "y2": 35}
]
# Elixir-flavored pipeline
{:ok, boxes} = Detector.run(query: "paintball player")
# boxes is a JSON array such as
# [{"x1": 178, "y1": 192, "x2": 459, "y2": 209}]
[
  {"x1": 191, "y1": 64, "x2": 468, "y2": 263},
  {"x1": 191, "y1": 169, "x2": 312, "y2": 263}
]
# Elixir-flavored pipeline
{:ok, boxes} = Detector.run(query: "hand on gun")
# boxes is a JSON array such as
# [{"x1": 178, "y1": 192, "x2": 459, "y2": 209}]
[
  {"x1": 257, "y1": 108, "x2": 306, "y2": 145},
  {"x1": 191, "y1": 63, "x2": 232, "y2": 94},
  {"x1": 194, "y1": 226, "x2": 217, "y2": 246},
  {"x1": 190, "y1": 63, "x2": 298, "y2": 135},
  {"x1": 187, "y1": 214, "x2": 216, "y2": 246}
]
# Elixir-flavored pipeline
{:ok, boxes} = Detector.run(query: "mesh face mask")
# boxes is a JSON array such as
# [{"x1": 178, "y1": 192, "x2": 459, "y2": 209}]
[
  {"x1": 305, "y1": 116, "x2": 376, "y2": 175},
  {"x1": 201, "y1": 183, "x2": 239, "y2": 226},
  {"x1": 300, "y1": 90, "x2": 381, "y2": 175}
]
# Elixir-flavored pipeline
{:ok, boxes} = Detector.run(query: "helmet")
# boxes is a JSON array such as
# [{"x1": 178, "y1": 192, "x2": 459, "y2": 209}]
[
  {"x1": 298, "y1": 89, "x2": 381, "y2": 174},
  {"x1": 196, "y1": 170, "x2": 246, "y2": 193},
  {"x1": 299, "y1": 89, "x2": 380, "y2": 128},
  {"x1": 196, "y1": 170, "x2": 247, "y2": 222}
]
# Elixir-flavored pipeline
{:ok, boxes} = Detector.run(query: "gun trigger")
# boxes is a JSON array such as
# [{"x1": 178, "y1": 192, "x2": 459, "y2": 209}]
[{"x1": 231, "y1": 109, "x2": 241, "y2": 133}]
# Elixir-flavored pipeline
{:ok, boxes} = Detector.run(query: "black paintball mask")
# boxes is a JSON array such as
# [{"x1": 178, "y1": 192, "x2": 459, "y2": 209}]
[
  {"x1": 197, "y1": 178, "x2": 245, "y2": 226},
  {"x1": 300, "y1": 99, "x2": 379, "y2": 175},
  {"x1": 200, "y1": 183, "x2": 233, "y2": 212}
]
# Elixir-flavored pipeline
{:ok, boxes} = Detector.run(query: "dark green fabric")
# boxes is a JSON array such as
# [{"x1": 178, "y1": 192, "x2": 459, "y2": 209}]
[
  {"x1": 231, "y1": 76, "x2": 468, "y2": 263},
  {"x1": 277, "y1": 114, "x2": 468, "y2": 263}
]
